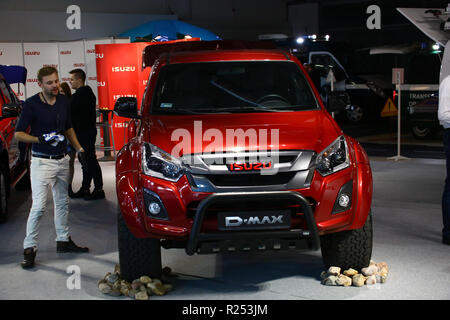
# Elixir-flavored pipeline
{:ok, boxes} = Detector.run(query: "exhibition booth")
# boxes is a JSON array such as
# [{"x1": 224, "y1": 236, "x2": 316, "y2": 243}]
[{"x1": 0, "y1": 20, "x2": 220, "y2": 151}]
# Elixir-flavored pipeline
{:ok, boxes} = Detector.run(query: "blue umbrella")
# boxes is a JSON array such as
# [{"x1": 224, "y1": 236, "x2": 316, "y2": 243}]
[
  {"x1": 120, "y1": 20, "x2": 221, "y2": 42},
  {"x1": 0, "y1": 65, "x2": 27, "y2": 85}
]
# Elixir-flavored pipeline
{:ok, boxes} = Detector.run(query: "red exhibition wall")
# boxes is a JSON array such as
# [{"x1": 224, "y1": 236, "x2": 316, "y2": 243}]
[
  {"x1": 95, "y1": 42, "x2": 151, "y2": 151},
  {"x1": 95, "y1": 39, "x2": 201, "y2": 151}
]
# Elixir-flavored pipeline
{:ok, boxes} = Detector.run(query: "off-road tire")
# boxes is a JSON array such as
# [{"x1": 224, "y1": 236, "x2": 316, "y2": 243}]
[
  {"x1": 320, "y1": 212, "x2": 373, "y2": 271},
  {"x1": 117, "y1": 211, "x2": 162, "y2": 282}
]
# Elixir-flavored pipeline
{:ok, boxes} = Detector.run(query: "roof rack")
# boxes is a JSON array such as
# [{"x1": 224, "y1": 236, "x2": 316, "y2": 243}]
[{"x1": 142, "y1": 40, "x2": 276, "y2": 70}]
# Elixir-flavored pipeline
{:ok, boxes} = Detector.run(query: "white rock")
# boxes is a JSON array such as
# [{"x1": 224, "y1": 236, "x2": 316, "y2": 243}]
[
  {"x1": 336, "y1": 275, "x2": 352, "y2": 287},
  {"x1": 365, "y1": 275, "x2": 377, "y2": 285},
  {"x1": 327, "y1": 266, "x2": 341, "y2": 276},
  {"x1": 361, "y1": 265, "x2": 378, "y2": 276}
]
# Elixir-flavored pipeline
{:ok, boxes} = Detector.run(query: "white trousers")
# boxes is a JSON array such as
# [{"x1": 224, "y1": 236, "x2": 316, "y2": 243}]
[{"x1": 23, "y1": 156, "x2": 70, "y2": 249}]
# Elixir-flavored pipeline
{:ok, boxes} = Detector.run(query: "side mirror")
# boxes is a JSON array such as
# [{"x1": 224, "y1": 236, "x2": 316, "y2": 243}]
[
  {"x1": 114, "y1": 97, "x2": 140, "y2": 119},
  {"x1": 326, "y1": 91, "x2": 350, "y2": 113},
  {"x1": 2, "y1": 102, "x2": 21, "y2": 118}
]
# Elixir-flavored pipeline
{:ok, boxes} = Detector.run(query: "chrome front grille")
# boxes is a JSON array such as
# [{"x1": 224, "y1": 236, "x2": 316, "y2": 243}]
[{"x1": 182, "y1": 150, "x2": 316, "y2": 192}]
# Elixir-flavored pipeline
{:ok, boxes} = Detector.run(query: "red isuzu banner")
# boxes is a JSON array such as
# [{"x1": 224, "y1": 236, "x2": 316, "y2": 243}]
[
  {"x1": 95, "y1": 39, "x2": 200, "y2": 151},
  {"x1": 95, "y1": 42, "x2": 151, "y2": 151}
]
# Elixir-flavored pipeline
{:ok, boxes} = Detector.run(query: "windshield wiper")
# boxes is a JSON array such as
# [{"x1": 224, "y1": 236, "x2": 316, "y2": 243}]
[
  {"x1": 210, "y1": 80, "x2": 278, "y2": 112},
  {"x1": 154, "y1": 108, "x2": 201, "y2": 115},
  {"x1": 211, "y1": 106, "x2": 279, "y2": 113}
]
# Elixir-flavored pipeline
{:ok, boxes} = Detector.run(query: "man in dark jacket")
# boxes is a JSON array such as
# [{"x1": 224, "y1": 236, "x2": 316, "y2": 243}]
[{"x1": 69, "y1": 69, "x2": 105, "y2": 200}]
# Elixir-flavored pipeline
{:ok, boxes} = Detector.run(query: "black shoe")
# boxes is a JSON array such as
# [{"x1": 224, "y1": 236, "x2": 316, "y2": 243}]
[
  {"x1": 21, "y1": 247, "x2": 36, "y2": 269},
  {"x1": 57, "y1": 237, "x2": 89, "y2": 253},
  {"x1": 443, "y1": 236, "x2": 450, "y2": 245},
  {"x1": 84, "y1": 189, "x2": 105, "y2": 200},
  {"x1": 68, "y1": 185, "x2": 75, "y2": 198},
  {"x1": 71, "y1": 188, "x2": 90, "y2": 199}
]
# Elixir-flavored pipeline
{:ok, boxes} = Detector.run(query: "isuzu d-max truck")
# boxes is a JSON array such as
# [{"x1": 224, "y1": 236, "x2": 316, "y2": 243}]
[{"x1": 114, "y1": 40, "x2": 373, "y2": 281}]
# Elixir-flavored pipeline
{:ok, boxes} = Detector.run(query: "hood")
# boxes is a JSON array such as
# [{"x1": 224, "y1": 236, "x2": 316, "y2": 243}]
[{"x1": 144, "y1": 111, "x2": 341, "y2": 156}]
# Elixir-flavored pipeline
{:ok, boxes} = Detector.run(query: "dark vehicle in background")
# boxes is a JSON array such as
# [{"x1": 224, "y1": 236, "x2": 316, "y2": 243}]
[
  {"x1": 267, "y1": 37, "x2": 389, "y2": 123},
  {"x1": 349, "y1": 43, "x2": 441, "y2": 139},
  {"x1": 0, "y1": 65, "x2": 30, "y2": 223},
  {"x1": 269, "y1": 37, "x2": 443, "y2": 136},
  {"x1": 408, "y1": 95, "x2": 439, "y2": 139}
]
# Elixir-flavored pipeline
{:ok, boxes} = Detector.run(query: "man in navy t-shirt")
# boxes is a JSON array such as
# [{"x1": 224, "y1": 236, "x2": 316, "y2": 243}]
[{"x1": 14, "y1": 66, "x2": 90, "y2": 269}]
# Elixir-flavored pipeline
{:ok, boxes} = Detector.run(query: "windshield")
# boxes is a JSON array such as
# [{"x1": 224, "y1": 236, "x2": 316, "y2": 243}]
[{"x1": 151, "y1": 61, "x2": 319, "y2": 115}]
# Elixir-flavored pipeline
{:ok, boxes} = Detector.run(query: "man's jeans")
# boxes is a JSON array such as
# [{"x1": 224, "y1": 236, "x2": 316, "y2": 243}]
[
  {"x1": 443, "y1": 130, "x2": 450, "y2": 239},
  {"x1": 23, "y1": 156, "x2": 70, "y2": 249}
]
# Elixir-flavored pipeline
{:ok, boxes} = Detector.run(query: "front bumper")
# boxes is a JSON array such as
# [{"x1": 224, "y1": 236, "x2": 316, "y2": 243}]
[
  {"x1": 118, "y1": 138, "x2": 372, "y2": 245},
  {"x1": 185, "y1": 191, "x2": 320, "y2": 255}
]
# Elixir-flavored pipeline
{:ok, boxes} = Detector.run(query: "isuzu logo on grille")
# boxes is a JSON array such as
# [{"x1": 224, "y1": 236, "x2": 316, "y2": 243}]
[{"x1": 227, "y1": 162, "x2": 272, "y2": 171}]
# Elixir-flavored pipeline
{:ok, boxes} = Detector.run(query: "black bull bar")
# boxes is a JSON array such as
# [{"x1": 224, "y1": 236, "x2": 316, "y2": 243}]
[{"x1": 185, "y1": 191, "x2": 320, "y2": 255}]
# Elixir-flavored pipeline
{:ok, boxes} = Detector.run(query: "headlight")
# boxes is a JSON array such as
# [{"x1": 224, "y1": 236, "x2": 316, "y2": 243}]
[
  {"x1": 316, "y1": 136, "x2": 350, "y2": 176},
  {"x1": 142, "y1": 143, "x2": 185, "y2": 182}
]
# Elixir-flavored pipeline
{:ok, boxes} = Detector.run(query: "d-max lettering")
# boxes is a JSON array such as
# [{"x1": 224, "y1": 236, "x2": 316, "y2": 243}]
[{"x1": 225, "y1": 215, "x2": 284, "y2": 227}]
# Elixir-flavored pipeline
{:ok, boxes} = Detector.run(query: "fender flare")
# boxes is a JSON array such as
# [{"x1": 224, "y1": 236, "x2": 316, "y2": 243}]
[
  {"x1": 349, "y1": 137, "x2": 373, "y2": 230},
  {"x1": 116, "y1": 138, "x2": 149, "y2": 238}
]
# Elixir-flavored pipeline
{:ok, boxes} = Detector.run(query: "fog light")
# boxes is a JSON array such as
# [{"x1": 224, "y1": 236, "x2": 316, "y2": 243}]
[
  {"x1": 332, "y1": 180, "x2": 353, "y2": 214},
  {"x1": 143, "y1": 189, "x2": 169, "y2": 220},
  {"x1": 338, "y1": 194, "x2": 350, "y2": 208},
  {"x1": 148, "y1": 202, "x2": 161, "y2": 215}
]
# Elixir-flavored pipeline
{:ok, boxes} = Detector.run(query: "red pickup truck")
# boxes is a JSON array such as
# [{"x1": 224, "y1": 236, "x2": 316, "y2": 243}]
[
  {"x1": 0, "y1": 66, "x2": 30, "y2": 223},
  {"x1": 114, "y1": 41, "x2": 373, "y2": 281}
]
